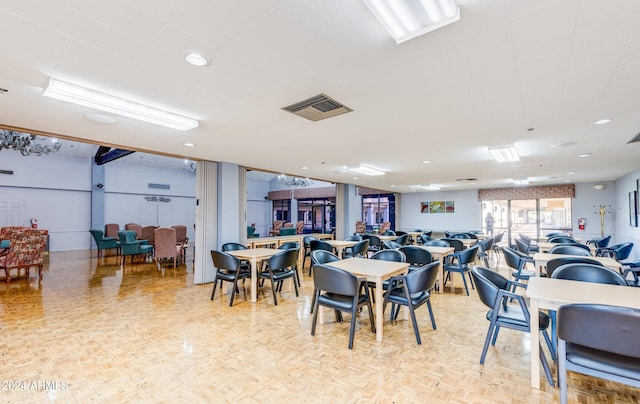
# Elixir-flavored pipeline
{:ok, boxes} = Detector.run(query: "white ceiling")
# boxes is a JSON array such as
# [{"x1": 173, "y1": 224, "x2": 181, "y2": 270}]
[{"x1": 1, "y1": 0, "x2": 639, "y2": 192}]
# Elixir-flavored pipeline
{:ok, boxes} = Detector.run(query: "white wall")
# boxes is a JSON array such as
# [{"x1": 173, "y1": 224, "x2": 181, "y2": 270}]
[
  {"x1": 400, "y1": 190, "x2": 481, "y2": 235},
  {"x1": 246, "y1": 177, "x2": 270, "y2": 237},
  {"x1": 613, "y1": 169, "x2": 640, "y2": 261},
  {"x1": 0, "y1": 150, "x2": 196, "y2": 251},
  {"x1": 571, "y1": 182, "x2": 616, "y2": 242}
]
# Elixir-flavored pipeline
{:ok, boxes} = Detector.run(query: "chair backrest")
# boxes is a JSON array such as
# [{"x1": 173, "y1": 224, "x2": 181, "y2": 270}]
[
  {"x1": 502, "y1": 246, "x2": 524, "y2": 271},
  {"x1": 383, "y1": 240, "x2": 402, "y2": 250},
  {"x1": 479, "y1": 237, "x2": 494, "y2": 253},
  {"x1": 310, "y1": 239, "x2": 333, "y2": 252},
  {"x1": 545, "y1": 257, "x2": 603, "y2": 278},
  {"x1": 125, "y1": 223, "x2": 142, "y2": 239},
  {"x1": 611, "y1": 242, "x2": 634, "y2": 261},
  {"x1": 494, "y1": 232, "x2": 504, "y2": 244},
  {"x1": 247, "y1": 226, "x2": 256, "y2": 238},
  {"x1": 355, "y1": 221, "x2": 366, "y2": 234},
  {"x1": 395, "y1": 231, "x2": 408, "y2": 236},
  {"x1": 404, "y1": 261, "x2": 440, "y2": 294},
  {"x1": 422, "y1": 230, "x2": 433, "y2": 237},
  {"x1": 548, "y1": 244, "x2": 592, "y2": 256},
  {"x1": 470, "y1": 266, "x2": 510, "y2": 309},
  {"x1": 141, "y1": 225, "x2": 158, "y2": 244},
  {"x1": 595, "y1": 235, "x2": 611, "y2": 248},
  {"x1": 395, "y1": 234, "x2": 410, "y2": 245},
  {"x1": 362, "y1": 234, "x2": 381, "y2": 247},
  {"x1": 458, "y1": 245, "x2": 480, "y2": 265},
  {"x1": 399, "y1": 246, "x2": 433, "y2": 266},
  {"x1": 272, "y1": 220, "x2": 284, "y2": 232},
  {"x1": 379, "y1": 221, "x2": 391, "y2": 234},
  {"x1": 441, "y1": 238, "x2": 464, "y2": 252},
  {"x1": 303, "y1": 235, "x2": 318, "y2": 248},
  {"x1": 547, "y1": 236, "x2": 578, "y2": 244},
  {"x1": 268, "y1": 248, "x2": 298, "y2": 271},
  {"x1": 296, "y1": 220, "x2": 304, "y2": 234},
  {"x1": 279, "y1": 227, "x2": 297, "y2": 236},
  {"x1": 382, "y1": 230, "x2": 396, "y2": 236},
  {"x1": 278, "y1": 241, "x2": 300, "y2": 250},
  {"x1": 283, "y1": 222, "x2": 294, "y2": 228},
  {"x1": 172, "y1": 225, "x2": 188, "y2": 243},
  {"x1": 519, "y1": 233, "x2": 532, "y2": 244},
  {"x1": 154, "y1": 227, "x2": 177, "y2": 260},
  {"x1": 370, "y1": 249, "x2": 406, "y2": 262},
  {"x1": 351, "y1": 239, "x2": 370, "y2": 257},
  {"x1": 450, "y1": 233, "x2": 471, "y2": 239},
  {"x1": 545, "y1": 232, "x2": 567, "y2": 238},
  {"x1": 312, "y1": 264, "x2": 360, "y2": 296},
  {"x1": 210, "y1": 250, "x2": 240, "y2": 272},
  {"x1": 514, "y1": 238, "x2": 530, "y2": 255},
  {"x1": 551, "y1": 263, "x2": 628, "y2": 285},
  {"x1": 311, "y1": 250, "x2": 340, "y2": 265},
  {"x1": 344, "y1": 235, "x2": 362, "y2": 242},
  {"x1": 221, "y1": 242, "x2": 248, "y2": 252},
  {"x1": 558, "y1": 304, "x2": 640, "y2": 358},
  {"x1": 425, "y1": 239, "x2": 449, "y2": 247},
  {"x1": 104, "y1": 223, "x2": 119, "y2": 238},
  {"x1": 89, "y1": 229, "x2": 106, "y2": 242},
  {"x1": 118, "y1": 230, "x2": 138, "y2": 244},
  {"x1": 418, "y1": 235, "x2": 433, "y2": 245}
]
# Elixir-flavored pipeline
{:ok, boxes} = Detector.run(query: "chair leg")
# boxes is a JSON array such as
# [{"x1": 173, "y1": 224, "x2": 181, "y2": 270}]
[
  {"x1": 348, "y1": 307, "x2": 357, "y2": 349},
  {"x1": 269, "y1": 277, "x2": 278, "y2": 305},
  {"x1": 542, "y1": 328, "x2": 557, "y2": 361},
  {"x1": 539, "y1": 342, "x2": 555, "y2": 387},
  {"x1": 491, "y1": 325, "x2": 501, "y2": 345},
  {"x1": 229, "y1": 280, "x2": 237, "y2": 306},
  {"x1": 407, "y1": 303, "x2": 422, "y2": 345},
  {"x1": 310, "y1": 291, "x2": 320, "y2": 336},
  {"x1": 310, "y1": 288, "x2": 317, "y2": 314},
  {"x1": 460, "y1": 271, "x2": 470, "y2": 295},
  {"x1": 426, "y1": 300, "x2": 437, "y2": 329},
  {"x1": 210, "y1": 277, "x2": 219, "y2": 300},
  {"x1": 480, "y1": 323, "x2": 496, "y2": 364}
]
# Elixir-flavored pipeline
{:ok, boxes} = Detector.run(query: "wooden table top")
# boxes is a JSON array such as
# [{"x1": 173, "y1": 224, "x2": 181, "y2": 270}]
[
  {"x1": 526, "y1": 277, "x2": 640, "y2": 309},
  {"x1": 532, "y1": 252, "x2": 621, "y2": 271},
  {"x1": 329, "y1": 257, "x2": 409, "y2": 279}
]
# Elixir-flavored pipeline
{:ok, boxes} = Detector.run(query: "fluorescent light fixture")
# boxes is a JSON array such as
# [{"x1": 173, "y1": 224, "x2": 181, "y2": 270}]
[
  {"x1": 591, "y1": 118, "x2": 612, "y2": 125},
  {"x1": 43, "y1": 78, "x2": 198, "y2": 131},
  {"x1": 423, "y1": 184, "x2": 441, "y2": 190},
  {"x1": 363, "y1": 0, "x2": 460, "y2": 44},
  {"x1": 578, "y1": 153, "x2": 592, "y2": 158},
  {"x1": 347, "y1": 165, "x2": 385, "y2": 176},
  {"x1": 488, "y1": 144, "x2": 519, "y2": 163},
  {"x1": 513, "y1": 179, "x2": 529, "y2": 185}
]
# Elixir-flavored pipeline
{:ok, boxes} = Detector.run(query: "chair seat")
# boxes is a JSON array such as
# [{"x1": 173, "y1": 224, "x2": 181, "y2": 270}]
[
  {"x1": 566, "y1": 343, "x2": 640, "y2": 381},
  {"x1": 260, "y1": 268, "x2": 295, "y2": 282},
  {"x1": 511, "y1": 269, "x2": 535, "y2": 279},
  {"x1": 384, "y1": 289, "x2": 429, "y2": 307},
  {"x1": 216, "y1": 269, "x2": 251, "y2": 282},
  {"x1": 487, "y1": 306, "x2": 550, "y2": 329},
  {"x1": 317, "y1": 293, "x2": 369, "y2": 311}
]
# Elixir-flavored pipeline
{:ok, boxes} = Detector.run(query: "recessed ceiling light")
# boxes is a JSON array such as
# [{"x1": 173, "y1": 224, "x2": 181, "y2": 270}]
[
  {"x1": 514, "y1": 179, "x2": 529, "y2": 185},
  {"x1": 592, "y1": 118, "x2": 612, "y2": 125},
  {"x1": 422, "y1": 160, "x2": 431, "y2": 164},
  {"x1": 551, "y1": 141, "x2": 576, "y2": 148},
  {"x1": 84, "y1": 113, "x2": 117, "y2": 125},
  {"x1": 578, "y1": 153, "x2": 591, "y2": 158},
  {"x1": 184, "y1": 51, "x2": 210, "y2": 66},
  {"x1": 347, "y1": 165, "x2": 385, "y2": 176},
  {"x1": 352, "y1": 177, "x2": 358, "y2": 180},
  {"x1": 568, "y1": 171, "x2": 576, "y2": 175},
  {"x1": 390, "y1": 185, "x2": 395, "y2": 188},
  {"x1": 488, "y1": 144, "x2": 519, "y2": 162},
  {"x1": 183, "y1": 142, "x2": 195, "y2": 147},
  {"x1": 300, "y1": 166, "x2": 308, "y2": 170}
]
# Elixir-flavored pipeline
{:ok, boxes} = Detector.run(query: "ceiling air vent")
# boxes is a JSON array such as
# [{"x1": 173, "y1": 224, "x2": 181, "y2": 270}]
[
  {"x1": 627, "y1": 131, "x2": 640, "y2": 144},
  {"x1": 282, "y1": 93, "x2": 352, "y2": 122}
]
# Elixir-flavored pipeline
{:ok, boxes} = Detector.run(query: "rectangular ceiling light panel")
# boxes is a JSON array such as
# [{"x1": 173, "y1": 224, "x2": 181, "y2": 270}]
[
  {"x1": 43, "y1": 79, "x2": 198, "y2": 131},
  {"x1": 363, "y1": 0, "x2": 460, "y2": 44},
  {"x1": 348, "y1": 165, "x2": 386, "y2": 176},
  {"x1": 488, "y1": 144, "x2": 520, "y2": 163}
]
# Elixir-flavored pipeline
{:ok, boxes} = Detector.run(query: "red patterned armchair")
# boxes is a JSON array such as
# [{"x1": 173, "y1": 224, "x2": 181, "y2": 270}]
[{"x1": 0, "y1": 228, "x2": 48, "y2": 282}]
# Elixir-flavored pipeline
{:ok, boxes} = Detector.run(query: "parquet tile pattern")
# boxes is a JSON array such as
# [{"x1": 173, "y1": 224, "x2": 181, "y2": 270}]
[{"x1": 0, "y1": 249, "x2": 638, "y2": 403}]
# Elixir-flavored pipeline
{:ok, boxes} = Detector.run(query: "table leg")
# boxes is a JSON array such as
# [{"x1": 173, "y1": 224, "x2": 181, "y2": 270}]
[
  {"x1": 534, "y1": 259, "x2": 542, "y2": 276},
  {"x1": 375, "y1": 279, "x2": 384, "y2": 341},
  {"x1": 250, "y1": 257, "x2": 258, "y2": 303},
  {"x1": 529, "y1": 297, "x2": 541, "y2": 388}
]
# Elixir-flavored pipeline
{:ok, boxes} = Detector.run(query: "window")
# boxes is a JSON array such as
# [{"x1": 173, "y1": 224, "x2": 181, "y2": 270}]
[
  {"x1": 362, "y1": 194, "x2": 395, "y2": 232},
  {"x1": 272, "y1": 199, "x2": 290, "y2": 222}
]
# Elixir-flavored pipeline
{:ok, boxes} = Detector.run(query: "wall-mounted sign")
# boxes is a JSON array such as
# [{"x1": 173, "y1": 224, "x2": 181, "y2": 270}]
[{"x1": 144, "y1": 196, "x2": 171, "y2": 203}]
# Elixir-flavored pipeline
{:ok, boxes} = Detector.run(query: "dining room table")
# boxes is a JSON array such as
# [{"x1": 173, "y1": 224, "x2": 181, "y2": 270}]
[
  {"x1": 319, "y1": 257, "x2": 409, "y2": 341},
  {"x1": 537, "y1": 241, "x2": 596, "y2": 254},
  {"x1": 526, "y1": 277, "x2": 640, "y2": 389},
  {"x1": 226, "y1": 248, "x2": 280, "y2": 303},
  {"x1": 324, "y1": 239, "x2": 359, "y2": 258},
  {"x1": 531, "y1": 252, "x2": 621, "y2": 276}
]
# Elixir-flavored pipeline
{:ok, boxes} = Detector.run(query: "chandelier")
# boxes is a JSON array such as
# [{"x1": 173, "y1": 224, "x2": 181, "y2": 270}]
[
  {"x1": 277, "y1": 174, "x2": 312, "y2": 187},
  {"x1": 0, "y1": 130, "x2": 62, "y2": 156}
]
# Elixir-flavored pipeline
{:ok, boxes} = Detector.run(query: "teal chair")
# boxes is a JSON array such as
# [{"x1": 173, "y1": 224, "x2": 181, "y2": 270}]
[
  {"x1": 117, "y1": 230, "x2": 154, "y2": 266},
  {"x1": 279, "y1": 227, "x2": 296, "y2": 236},
  {"x1": 247, "y1": 226, "x2": 260, "y2": 238},
  {"x1": 89, "y1": 229, "x2": 120, "y2": 258}
]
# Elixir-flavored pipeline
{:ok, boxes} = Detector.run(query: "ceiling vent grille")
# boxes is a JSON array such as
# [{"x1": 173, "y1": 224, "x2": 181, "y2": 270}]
[
  {"x1": 627, "y1": 131, "x2": 640, "y2": 144},
  {"x1": 282, "y1": 94, "x2": 352, "y2": 122}
]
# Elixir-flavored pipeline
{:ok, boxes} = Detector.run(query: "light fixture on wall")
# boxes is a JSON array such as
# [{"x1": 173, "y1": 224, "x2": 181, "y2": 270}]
[
  {"x1": 277, "y1": 174, "x2": 313, "y2": 187},
  {"x1": 183, "y1": 160, "x2": 196, "y2": 174},
  {"x1": 42, "y1": 78, "x2": 199, "y2": 131},
  {"x1": 489, "y1": 144, "x2": 520, "y2": 163},
  {"x1": 363, "y1": 0, "x2": 460, "y2": 44},
  {"x1": 0, "y1": 130, "x2": 61, "y2": 156}
]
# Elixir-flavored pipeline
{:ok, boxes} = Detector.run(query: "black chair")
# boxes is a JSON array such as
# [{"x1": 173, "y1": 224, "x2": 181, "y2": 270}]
[
  {"x1": 382, "y1": 261, "x2": 440, "y2": 344},
  {"x1": 623, "y1": 261, "x2": 640, "y2": 286},
  {"x1": 362, "y1": 234, "x2": 382, "y2": 255},
  {"x1": 221, "y1": 242, "x2": 248, "y2": 252},
  {"x1": 441, "y1": 238, "x2": 464, "y2": 253},
  {"x1": 546, "y1": 236, "x2": 579, "y2": 244},
  {"x1": 344, "y1": 239, "x2": 369, "y2": 259},
  {"x1": 309, "y1": 249, "x2": 340, "y2": 313},
  {"x1": 586, "y1": 234, "x2": 611, "y2": 248},
  {"x1": 259, "y1": 249, "x2": 299, "y2": 305},
  {"x1": 418, "y1": 234, "x2": 433, "y2": 245},
  {"x1": 514, "y1": 238, "x2": 536, "y2": 256},
  {"x1": 449, "y1": 233, "x2": 470, "y2": 239},
  {"x1": 443, "y1": 245, "x2": 479, "y2": 295},
  {"x1": 341, "y1": 234, "x2": 362, "y2": 258},
  {"x1": 551, "y1": 263, "x2": 628, "y2": 286},
  {"x1": 502, "y1": 246, "x2": 536, "y2": 285},
  {"x1": 545, "y1": 257, "x2": 603, "y2": 278},
  {"x1": 394, "y1": 234, "x2": 410, "y2": 246},
  {"x1": 382, "y1": 230, "x2": 396, "y2": 236},
  {"x1": 477, "y1": 237, "x2": 494, "y2": 268},
  {"x1": 301, "y1": 235, "x2": 319, "y2": 271},
  {"x1": 545, "y1": 232, "x2": 567, "y2": 238},
  {"x1": 518, "y1": 233, "x2": 539, "y2": 250},
  {"x1": 309, "y1": 239, "x2": 335, "y2": 275},
  {"x1": 210, "y1": 250, "x2": 251, "y2": 306},
  {"x1": 277, "y1": 242, "x2": 300, "y2": 286},
  {"x1": 492, "y1": 232, "x2": 504, "y2": 264},
  {"x1": 310, "y1": 263, "x2": 375, "y2": 349},
  {"x1": 398, "y1": 246, "x2": 433, "y2": 271},
  {"x1": 557, "y1": 304, "x2": 640, "y2": 404},
  {"x1": 382, "y1": 240, "x2": 402, "y2": 250},
  {"x1": 368, "y1": 249, "x2": 406, "y2": 300},
  {"x1": 424, "y1": 239, "x2": 449, "y2": 248},
  {"x1": 470, "y1": 266, "x2": 555, "y2": 387},
  {"x1": 548, "y1": 244, "x2": 592, "y2": 256},
  {"x1": 597, "y1": 242, "x2": 634, "y2": 265}
]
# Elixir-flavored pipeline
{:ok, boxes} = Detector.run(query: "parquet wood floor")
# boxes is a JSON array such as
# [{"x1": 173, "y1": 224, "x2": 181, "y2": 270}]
[{"x1": 0, "y1": 250, "x2": 638, "y2": 403}]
